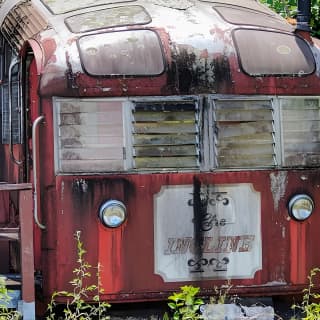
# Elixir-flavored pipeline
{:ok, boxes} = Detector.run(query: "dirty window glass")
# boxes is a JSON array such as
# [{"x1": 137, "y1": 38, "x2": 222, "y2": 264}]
[
  {"x1": 200, "y1": 0, "x2": 272, "y2": 14},
  {"x1": 213, "y1": 99, "x2": 276, "y2": 168},
  {"x1": 233, "y1": 29, "x2": 315, "y2": 76},
  {"x1": 41, "y1": 0, "x2": 135, "y2": 14},
  {"x1": 78, "y1": 30, "x2": 165, "y2": 76},
  {"x1": 213, "y1": 5, "x2": 292, "y2": 31},
  {"x1": 281, "y1": 98, "x2": 320, "y2": 167},
  {"x1": 65, "y1": 6, "x2": 151, "y2": 33}
]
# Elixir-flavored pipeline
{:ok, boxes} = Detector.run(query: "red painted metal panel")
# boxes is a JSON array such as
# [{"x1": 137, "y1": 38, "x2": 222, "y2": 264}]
[
  {"x1": 19, "y1": 189, "x2": 35, "y2": 303},
  {"x1": 39, "y1": 170, "x2": 320, "y2": 302}
]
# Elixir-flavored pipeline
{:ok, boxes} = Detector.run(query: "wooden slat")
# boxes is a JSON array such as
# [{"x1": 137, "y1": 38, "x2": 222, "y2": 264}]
[
  {"x1": 216, "y1": 109, "x2": 272, "y2": 121},
  {"x1": 134, "y1": 145, "x2": 197, "y2": 157},
  {"x1": 283, "y1": 131, "x2": 320, "y2": 142},
  {"x1": 218, "y1": 144, "x2": 275, "y2": 156},
  {"x1": 282, "y1": 109, "x2": 320, "y2": 121},
  {"x1": 284, "y1": 153, "x2": 320, "y2": 166},
  {"x1": 133, "y1": 111, "x2": 195, "y2": 122},
  {"x1": 283, "y1": 120, "x2": 320, "y2": 131},
  {"x1": 60, "y1": 124, "x2": 123, "y2": 137},
  {"x1": 284, "y1": 143, "x2": 320, "y2": 153},
  {"x1": 133, "y1": 133, "x2": 197, "y2": 146},
  {"x1": 60, "y1": 160, "x2": 124, "y2": 172},
  {"x1": 215, "y1": 100, "x2": 272, "y2": 110},
  {"x1": 218, "y1": 132, "x2": 273, "y2": 144},
  {"x1": 133, "y1": 122, "x2": 197, "y2": 134},
  {"x1": 217, "y1": 121, "x2": 273, "y2": 138},
  {"x1": 280, "y1": 98, "x2": 320, "y2": 109},
  {"x1": 61, "y1": 147, "x2": 123, "y2": 160},
  {"x1": 60, "y1": 111, "x2": 122, "y2": 125},
  {"x1": 218, "y1": 155, "x2": 275, "y2": 167},
  {"x1": 134, "y1": 156, "x2": 198, "y2": 168},
  {"x1": 61, "y1": 136, "x2": 123, "y2": 148},
  {"x1": 59, "y1": 100, "x2": 123, "y2": 113}
]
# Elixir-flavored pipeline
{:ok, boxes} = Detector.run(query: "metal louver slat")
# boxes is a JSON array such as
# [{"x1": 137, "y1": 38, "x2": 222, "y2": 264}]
[
  {"x1": 213, "y1": 99, "x2": 276, "y2": 168},
  {"x1": 55, "y1": 99, "x2": 127, "y2": 173},
  {"x1": 1, "y1": 84, "x2": 22, "y2": 144},
  {"x1": 281, "y1": 98, "x2": 320, "y2": 167},
  {"x1": 1, "y1": 1, "x2": 47, "y2": 53},
  {"x1": 132, "y1": 100, "x2": 200, "y2": 170}
]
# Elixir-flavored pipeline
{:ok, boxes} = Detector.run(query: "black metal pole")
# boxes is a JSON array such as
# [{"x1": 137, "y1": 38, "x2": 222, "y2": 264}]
[{"x1": 296, "y1": 0, "x2": 311, "y2": 32}]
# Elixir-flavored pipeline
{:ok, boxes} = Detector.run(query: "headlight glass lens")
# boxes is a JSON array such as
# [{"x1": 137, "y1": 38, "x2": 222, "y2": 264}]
[
  {"x1": 99, "y1": 200, "x2": 127, "y2": 228},
  {"x1": 288, "y1": 194, "x2": 314, "y2": 221}
]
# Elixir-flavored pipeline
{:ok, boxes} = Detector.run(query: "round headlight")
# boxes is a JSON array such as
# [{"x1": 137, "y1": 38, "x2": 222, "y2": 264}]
[
  {"x1": 288, "y1": 194, "x2": 314, "y2": 221},
  {"x1": 99, "y1": 200, "x2": 127, "y2": 228}
]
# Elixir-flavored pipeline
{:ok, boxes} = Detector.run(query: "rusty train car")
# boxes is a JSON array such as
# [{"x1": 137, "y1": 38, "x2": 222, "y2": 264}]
[{"x1": 0, "y1": 0, "x2": 320, "y2": 318}]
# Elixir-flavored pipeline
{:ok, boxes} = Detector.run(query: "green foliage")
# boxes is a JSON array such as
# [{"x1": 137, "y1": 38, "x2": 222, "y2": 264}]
[
  {"x1": 291, "y1": 268, "x2": 320, "y2": 320},
  {"x1": 259, "y1": 0, "x2": 320, "y2": 38},
  {"x1": 165, "y1": 285, "x2": 204, "y2": 320},
  {"x1": 259, "y1": 0, "x2": 298, "y2": 17},
  {"x1": 209, "y1": 280, "x2": 232, "y2": 305},
  {"x1": 46, "y1": 231, "x2": 110, "y2": 320},
  {"x1": 0, "y1": 277, "x2": 21, "y2": 320}
]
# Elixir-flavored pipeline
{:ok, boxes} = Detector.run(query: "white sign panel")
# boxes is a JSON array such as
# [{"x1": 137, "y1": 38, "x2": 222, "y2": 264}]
[{"x1": 154, "y1": 184, "x2": 261, "y2": 282}]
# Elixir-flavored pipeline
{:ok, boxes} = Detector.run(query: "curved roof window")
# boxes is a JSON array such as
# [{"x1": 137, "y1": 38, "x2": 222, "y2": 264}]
[
  {"x1": 200, "y1": 0, "x2": 272, "y2": 14},
  {"x1": 213, "y1": 5, "x2": 292, "y2": 31},
  {"x1": 65, "y1": 6, "x2": 151, "y2": 33},
  {"x1": 233, "y1": 29, "x2": 315, "y2": 76},
  {"x1": 40, "y1": 0, "x2": 135, "y2": 14},
  {"x1": 78, "y1": 30, "x2": 165, "y2": 76}
]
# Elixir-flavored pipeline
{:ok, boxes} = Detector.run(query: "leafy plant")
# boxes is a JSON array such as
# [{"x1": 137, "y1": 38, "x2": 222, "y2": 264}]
[
  {"x1": 46, "y1": 231, "x2": 110, "y2": 320},
  {"x1": 0, "y1": 277, "x2": 21, "y2": 320},
  {"x1": 259, "y1": 0, "x2": 320, "y2": 38},
  {"x1": 165, "y1": 285, "x2": 204, "y2": 320},
  {"x1": 209, "y1": 280, "x2": 233, "y2": 305},
  {"x1": 291, "y1": 267, "x2": 320, "y2": 320}
]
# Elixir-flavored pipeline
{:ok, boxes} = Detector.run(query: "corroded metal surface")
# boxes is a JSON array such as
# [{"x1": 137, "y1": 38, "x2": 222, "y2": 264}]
[
  {"x1": 0, "y1": 0, "x2": 317, "y2": 96},
  {"x1": 1, "y1": 0, "x2": 320, "y2": 314}
]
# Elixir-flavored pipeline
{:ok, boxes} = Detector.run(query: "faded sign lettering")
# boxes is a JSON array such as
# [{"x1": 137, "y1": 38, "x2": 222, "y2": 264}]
[{"x1": 154, "y1": 184, "x2": 261, "y2": 281}]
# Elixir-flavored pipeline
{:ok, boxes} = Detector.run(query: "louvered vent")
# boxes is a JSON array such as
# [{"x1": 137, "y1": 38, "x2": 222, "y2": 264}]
[
  {"x1": 54, "y1": 99, "x2": 126, "y2": 173},
  {"x1": 213, "y1": 99, "x2": 276, "y2": 168},
  {"x1": 281, "y1": 98, "x2": 320, "y2": 167},
  {"x1": 1, "y1": 84, "x2": 22, "y2": 144},
  {"x1": 1, "y1": 1, "x2": 47, "y2": 53},
  {"x1": 132, "y1": 100, "x2": 200, "y2": 170}
]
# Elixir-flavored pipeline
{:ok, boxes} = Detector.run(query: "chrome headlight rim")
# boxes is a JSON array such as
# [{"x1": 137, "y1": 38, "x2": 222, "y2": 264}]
[
  {"x1": 99, "y1": 200, "x2": 127, "y2": 228},
  {"x1": 288, "y1": 194, "x2": 314, "y2": 221}
]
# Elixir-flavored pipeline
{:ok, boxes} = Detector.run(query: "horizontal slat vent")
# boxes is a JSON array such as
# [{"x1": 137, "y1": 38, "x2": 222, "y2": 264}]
[
  {"x1": 1, "y1": 1, "x2": 47, "y2": 53},
  {"x1": 1, "y1": 84, "x2": 22, "y2": 144},
  {"x1": 281, "y1": 98, "x2": 320, "y2": 167},
  {"x1": 55, "y1": 99, "x2": 125, "y2": 173},
  {"x1": 132, "y1": 101, "x2": 199, "y2": 169},
  {"x1": 213, "y1": 99, "x2": 276, "y2": 168}
]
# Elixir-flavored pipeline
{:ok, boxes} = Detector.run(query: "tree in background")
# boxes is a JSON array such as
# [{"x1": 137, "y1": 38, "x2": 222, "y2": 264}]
[{"x1": 259, "y1": 0, "x2": 320, "y2": 37}]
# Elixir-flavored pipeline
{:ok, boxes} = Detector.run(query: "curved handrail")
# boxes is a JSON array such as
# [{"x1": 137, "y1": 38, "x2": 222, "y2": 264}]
[
  {"x1": 8, "y1": 57, "x2": 23, "y2": 165},
  {"x1": 32, "y1": 115, "x2": 46, "y2": 230}
]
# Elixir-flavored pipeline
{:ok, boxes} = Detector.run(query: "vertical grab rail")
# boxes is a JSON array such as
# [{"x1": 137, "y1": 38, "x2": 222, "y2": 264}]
[
  {"x1": 9, "y1": 57, "x2": 23, "y2": 165},
  {"x1": 32, "y1": 115, "x2": 46, "y2": 230}
]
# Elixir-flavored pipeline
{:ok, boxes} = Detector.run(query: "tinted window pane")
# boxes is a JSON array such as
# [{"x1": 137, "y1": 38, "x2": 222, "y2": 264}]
[
  {"x1": 65, "y1": 6, "x2": 151, "y2": 33},
  {"x1": 41, "y1": 0, "x2": 135, "y2": 14},
  {"x1": 78, "y1": 30, "x2": 164, "y2": 76},
  {"x1": 234, "y1": 29, "x2": 315, "y2": 76},
  {"x1": 213, "y1": 5, "x2": 292, "y2": 31},
  {"x1": 200, "y1": 0, "x2": 272, "y2": 14}
]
